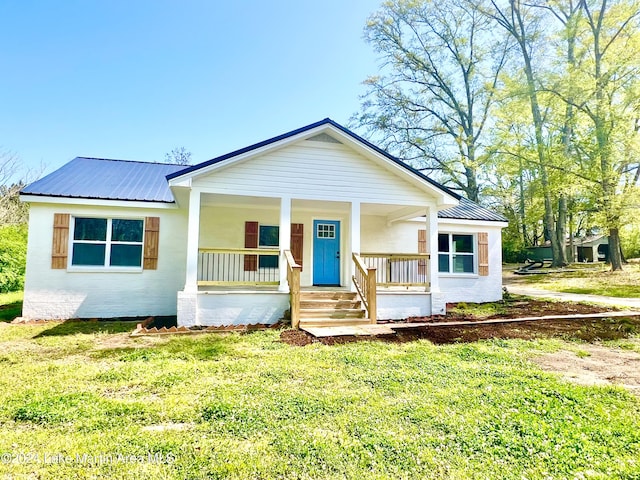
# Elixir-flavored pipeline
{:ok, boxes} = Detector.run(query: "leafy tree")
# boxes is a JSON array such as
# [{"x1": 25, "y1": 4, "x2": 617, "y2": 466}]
[
  {"x1": 355, "y1": 0, "x2": 510, "y2": 202},
  {"x1": 547, "y1": 0, "x2": 640, "y2": 269},
  {"x1": 0, "y1": 223, "x2": 27, "y2": 292},
  {"x1": 482, "y1": 0, "x2": 567, "y2": 266}
]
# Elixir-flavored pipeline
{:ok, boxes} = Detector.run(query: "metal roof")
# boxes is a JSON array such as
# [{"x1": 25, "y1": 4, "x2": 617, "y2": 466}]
[
  {"x1": 21, "y1": 157, "x2": 184, "y2": 203},
  {"x1": 19, "y1": 128, "x2": 507, "y2": 223},
  {"x1": 438, "y1": 197, "x2": 508, "y2": 222}
]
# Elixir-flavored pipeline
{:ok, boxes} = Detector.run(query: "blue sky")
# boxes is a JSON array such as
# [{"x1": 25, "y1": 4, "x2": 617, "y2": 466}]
[{"x1": 0, "y1": 0, "x2": 382, "y2": 179}]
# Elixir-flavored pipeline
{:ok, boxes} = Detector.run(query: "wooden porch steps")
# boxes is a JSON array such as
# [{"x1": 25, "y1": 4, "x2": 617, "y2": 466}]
[{"x1": 298, "y1": 291, "x2": 370, "y2": 328}]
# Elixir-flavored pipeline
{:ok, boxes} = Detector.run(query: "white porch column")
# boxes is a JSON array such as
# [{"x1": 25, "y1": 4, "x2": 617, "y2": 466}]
[
  {"x1": 279, "y1": 196, "x2": 292, "y2": 291},
  {"x1": 427, "y1": 206, "x2": 446, "y2": 315},
  {"x1": 184, "y1": 188, "x2": 201, "y2": 292},
  {"x1": 350, "y1": 201, "x2": 361, "y2": 291}
]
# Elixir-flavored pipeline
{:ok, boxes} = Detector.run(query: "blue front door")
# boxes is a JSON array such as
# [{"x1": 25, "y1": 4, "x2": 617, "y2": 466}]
[{"x1": 313, "y1": 220, "x2": 340, "y2": 285}]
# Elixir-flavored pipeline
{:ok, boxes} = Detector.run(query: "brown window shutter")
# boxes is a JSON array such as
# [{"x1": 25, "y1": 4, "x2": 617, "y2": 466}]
[
  {"x1": 143, "y1": 217, "x2": 160, "y2": 270},
  {"x1": 244, "y1": 221, "x2": 258, "y2": 271},
  {"x1": 51, "y1": 213, "x2": 70, "y2": 269},
  {"x1": 478, "y1": 232, "x2": 489, "y2": 276},
  {"x1": 291, "y1": 223, "x2": 304, "y2": 271},
  {"x1": 418, "y1": 229, "x2": 427, "y2": 275}
]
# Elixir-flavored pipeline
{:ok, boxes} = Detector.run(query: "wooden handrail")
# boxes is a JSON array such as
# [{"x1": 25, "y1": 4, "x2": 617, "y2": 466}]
[
  {"x1": 360, "y1": 253, "x2": 430, "y2": 259},
  {"x1": 199, "y1": 247, "x2": 279, "y2": 255},
  {"x1": 285, "y1": 250, "x2": 301, "y2": 329},
  {"x1": 352, "y1": 253, "x2": 377, "y2": 324}
]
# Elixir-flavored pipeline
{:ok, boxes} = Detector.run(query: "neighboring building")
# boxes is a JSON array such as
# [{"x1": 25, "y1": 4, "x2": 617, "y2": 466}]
[
  {"x1": 527, "y1": 235, "x2": 609, "y2": 263},
  {"x1": 20, "y1": 119, "x2": 507, "y2": 328}
]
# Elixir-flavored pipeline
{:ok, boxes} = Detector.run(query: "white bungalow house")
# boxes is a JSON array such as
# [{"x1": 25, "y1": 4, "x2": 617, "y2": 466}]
[{"x1": 20, "y1": 119, "x2": 507, "y2": 328}]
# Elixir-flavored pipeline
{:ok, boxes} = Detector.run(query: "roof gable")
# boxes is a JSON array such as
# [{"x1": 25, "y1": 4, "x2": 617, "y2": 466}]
[
  {"x1": 168, "y1": 118, "x2": 460, "y2": 205},
  {"x1": 191, "y1": 137, "x2": 440, "y2": 205}
]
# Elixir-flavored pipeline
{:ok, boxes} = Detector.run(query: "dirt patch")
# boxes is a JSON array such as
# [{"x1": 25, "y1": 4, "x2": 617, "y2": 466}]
[
  {"x1": 426, "y1": 298, "x2": 621, "y2": 323},
  {"x1": 280, "y1": 297, "x2": 639, "y2": 347},
  {"x1": 280, "y1": 329, "x2": 315, "y2": 346},
  {"x1": 400, "y1": 317, "x2": 640, "y2": 344},
  {"x1": 532, "y1": 344, "x2": 640, "y2": 395},
  {"x1": 280, "y1": 317, "x2": 640, "y2": 347}
]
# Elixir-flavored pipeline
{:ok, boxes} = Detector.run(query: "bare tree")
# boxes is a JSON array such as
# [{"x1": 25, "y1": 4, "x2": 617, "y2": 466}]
[
  {"x1": 355, "y1": 0, "x2": 510, "y2": 202},
  {"x1": 164, "y1": 147, "x2": 192, "y2": 165},
  {"x1": 0, "y1": 149, "x2": 30, "y2": 225}
]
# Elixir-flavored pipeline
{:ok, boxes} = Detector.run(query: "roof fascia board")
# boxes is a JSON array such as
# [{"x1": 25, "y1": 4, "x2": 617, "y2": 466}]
[
  {"x1": 20, "y1": 195, "x2": 178, "y2": 210},
  {"x1": 167, "y1": 124, "x2": 331, "y2": 185},
  {"x1": 404, "y1": 216, "x2": 508, "y2": 227},
  {"x1": 437, "y1": 217, "x2": 509, "y2": 228}
]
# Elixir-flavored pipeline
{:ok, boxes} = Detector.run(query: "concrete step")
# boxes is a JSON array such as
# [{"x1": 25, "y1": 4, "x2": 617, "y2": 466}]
[{"x1": 299, "y1": 308, "x2": 366, "y2": 319}]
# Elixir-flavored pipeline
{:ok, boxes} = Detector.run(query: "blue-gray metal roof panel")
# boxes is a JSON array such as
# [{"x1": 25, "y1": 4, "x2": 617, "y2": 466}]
[
  {"x1": 21, "y1": 157, "x2": 184, "y2": 203},
  {"x1": 438, "y1": 198, "x2": 508, "y2": 222}
]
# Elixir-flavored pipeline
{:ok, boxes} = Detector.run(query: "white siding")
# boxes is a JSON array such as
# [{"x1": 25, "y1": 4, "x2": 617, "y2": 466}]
[
  {"x1": 23, "y1": 203, "x2": 187, "y2": 320},
  {"x1": 193, "y1": 141, "x2": 436, "y2": 205},
  {"x1": 196, "y1": 292, "x2": 288, "y2": 326},
  {"x1": 437, "y1": 221, "x2": 504, "y2": 303}
]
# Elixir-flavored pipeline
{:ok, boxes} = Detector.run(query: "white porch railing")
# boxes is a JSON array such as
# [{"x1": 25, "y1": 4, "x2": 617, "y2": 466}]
[
  {"x1": 198, "y1": 248, "x2": 280, "y2": 285},
  {"x1": 360, "y1": 253, "x2": 430, "y2": 287}
]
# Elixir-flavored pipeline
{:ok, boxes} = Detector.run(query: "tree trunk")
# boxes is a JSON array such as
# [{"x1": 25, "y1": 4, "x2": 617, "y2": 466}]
[
  {"x1": 569, "y1": 211, "x2": 575, "y2": 263},
  {"x1": 510, "y1": 2, "x2": 562, "y2": 267},
  {"x1": 518, "y1": 158, "x2": 528, "y2": 245},
  {"x1": 556, "y1": 195, "x2": 568, "y2": 265},
  {"x1": 609, "y1": 228, "x2": 623, "y2": 271}
]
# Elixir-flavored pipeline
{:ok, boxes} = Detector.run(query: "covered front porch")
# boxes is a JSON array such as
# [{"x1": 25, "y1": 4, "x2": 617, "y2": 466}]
[{"x1": 177, "y1": 191, "x2": 443, "y2": 327}]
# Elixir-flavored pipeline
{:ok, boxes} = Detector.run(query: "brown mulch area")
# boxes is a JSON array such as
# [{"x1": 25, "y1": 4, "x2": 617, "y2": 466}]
[
  {"x1": 280, "y1": 298, "x2": 639, "y2": 346},
  {"x1": 433, "y1": 299, "x2": 620, "y2": 323}
]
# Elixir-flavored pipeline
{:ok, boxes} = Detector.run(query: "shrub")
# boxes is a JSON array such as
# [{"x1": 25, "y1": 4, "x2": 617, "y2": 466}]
[
  {"x1": 0, "y1": 223, "x2": 27, "y2": 292},
  {"x1": 621, "y1": 223, "x2": 640, "y2": 259}
]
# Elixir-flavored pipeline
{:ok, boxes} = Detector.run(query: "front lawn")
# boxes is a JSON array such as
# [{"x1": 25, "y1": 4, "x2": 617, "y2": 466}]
[
  {"x1": 0, "y1": 290, "x2": 23, "y2": 322},
  {"x1": 0, "y1": 321, "x2": 638, "y2": 479},
  {"x1": 505, "y1": 262, "x2": 640, "y2": 298}
]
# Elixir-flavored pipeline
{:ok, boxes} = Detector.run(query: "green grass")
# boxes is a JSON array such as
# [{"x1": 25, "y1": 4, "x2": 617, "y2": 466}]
[
  {"x1": 512, "y1": 263, "x2": 640, "y2": 297},
  {"x1": 0, "y1": 290, "x2": 22, "y2": 322},
  {"x1": 449, "y1": 300, "x2": 508, "y2": 318},
  {"x1": 0, "y1": 322, "x2": 639, "y2": 479}
]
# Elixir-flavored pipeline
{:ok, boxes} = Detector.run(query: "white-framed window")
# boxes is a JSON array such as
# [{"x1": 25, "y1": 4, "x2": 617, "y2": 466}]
[
  {"x1": 71, "y1": 217, "x2": 144, "y2": 268},
  {"x1": 258, "y1": 224, "x2": 279, "y2": 269},
  {"x1": 316, "y1": 223, "x2": 336, "y2": 239},
  {"x1": 438, "y1": 233, "x2": 475, "y2": 274}
]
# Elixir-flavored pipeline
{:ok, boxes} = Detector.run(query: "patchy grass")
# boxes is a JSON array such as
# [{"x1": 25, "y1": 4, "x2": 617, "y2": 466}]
[
  {"x1": 447, "y1": 300, "x2": 509, "y2": 318},
  {"x1": 0, "y1": 321, "x2": 639, "y2": 479},
  {"x1": 0, "y1": 290, "x2": 22, "y2": 322},
  {"x1": 507, "y1": 263, "x2": 640, "y2": 297}
]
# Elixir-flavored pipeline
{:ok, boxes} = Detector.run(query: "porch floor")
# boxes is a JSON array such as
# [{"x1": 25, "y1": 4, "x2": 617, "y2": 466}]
[{"x1": 301, "y1": 324, "x2": 396, "y2": 337}]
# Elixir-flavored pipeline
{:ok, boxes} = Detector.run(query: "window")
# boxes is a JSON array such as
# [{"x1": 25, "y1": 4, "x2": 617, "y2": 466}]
[
  {"x1": 438, "y1": 233, "x2": 475, "y2": 273},
  {"x1": 316, "y1": 223, "x2": 335, "y2": 239},
  {"x1": 258, "y1": 225, "x2": 279, "y2": 268},
  {"x1": 71, "y1": 217, "x2": 144, "y2": 268}
]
